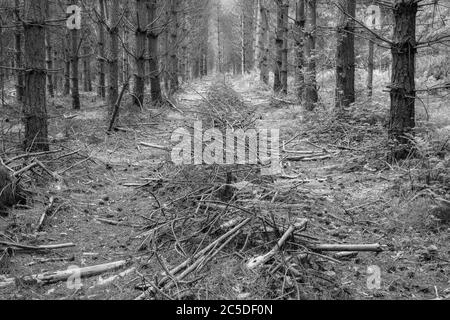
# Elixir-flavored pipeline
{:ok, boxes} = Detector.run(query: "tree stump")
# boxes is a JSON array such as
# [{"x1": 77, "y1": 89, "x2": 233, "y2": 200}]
[{"x1": 0, "y1": 165, "x2": 24, "y2": 215}]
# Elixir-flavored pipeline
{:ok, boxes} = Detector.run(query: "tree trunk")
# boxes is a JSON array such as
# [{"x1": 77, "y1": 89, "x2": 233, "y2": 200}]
[
  {"x1": 45, "y1": 1, "x2": 54, "y2": 98},
  {"x1": 295, "y1": 0, "x2": 306, "y2": 101},
  {"x1": 163, "y1": 7, "x2": 170, "y2": 93},
  {"x1": 147, "y1": 0, "x2": 162, "y2": 104},
  {"x1": 23, "y1": 0, "x2": 49, "y2": 151},
  {"x1": 335, "y1": 0, "x2": 356, "y2": 112},
  {"x1": 122, "y1": 25, "x2": 129, "y2": 85},
  {"x1": 98, "y1": 0, "x2": 106, "y2": 99},
  {"x1": 280, "y1": 1, "x2": 289, "y2": 94},
  {"x1": 217, "y1": 3, "x2": 222, "y2": 73},
  {"x1": 14, "y1": 0, "x2": 24, "y2": 103},
  {"x1": 180, "y1": 2, "x2": 188, "y2": 82},
  {"x1": 169, "y1": 0, "x2": 179, "y2": 93},
  {"x1": 133, "y1": 0, "x2": 146, "y2": 107},
  {"x1": 254, "y1": 0, "x2": 262, "y2": 73},
  {"x1": 70, "y1": 0, "x2": 80, "y2": 110},
  {"x1": 304, "y1": 0, "x2": 318, "y2": 111},
  {"x1": 0, "y1": 19, "x2": 4, "y2": 108},
  {"x1": 389, "y1": 0, "x2": 417, "y2": 161},
  {"x1": 260, "y1": 2, "x2": 269, "y2": 84},
  {"x1": 241, "y1": 12, "x2": 245, "y2": 75},
  {"x1": 83, "y1": 46, "x2": 90, "y2": 92},
  {"x1": 108, "y1": 0, "x2": 120, "y2": 121},
  {"x1": 273, "y1": 0, "x2": 283, "y2": 93},
  {"x1": 53, "y1": 49, "x2": 59, "y2": 94},
  {"x1": 63, "y1": 35, "x2": 71, "y2": 97},
  {"x1": 367, "y1": 35, "x2": 374, "y2": 97}
]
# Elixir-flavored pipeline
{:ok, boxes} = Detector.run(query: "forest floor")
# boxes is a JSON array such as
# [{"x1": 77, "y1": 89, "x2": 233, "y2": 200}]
[{"x1": 0, "y1": 74, "x2": 449, "y2": 300}]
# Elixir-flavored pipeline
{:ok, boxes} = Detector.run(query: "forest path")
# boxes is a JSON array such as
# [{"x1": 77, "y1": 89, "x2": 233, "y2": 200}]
[{"x1": 1, "y1": 75, "x2": 448, "y2": 300}]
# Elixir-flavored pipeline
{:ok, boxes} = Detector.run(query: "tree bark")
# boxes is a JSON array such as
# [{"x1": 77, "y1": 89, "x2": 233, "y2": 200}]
[
  {"x1": 69, "y1": 0, "x2": 80, "y2": 109},
  {"x1": 147, "y1": 0, "x2": 162, "y2": 103},
  {"x1": 259, "y1": 2, "x2": 269, "y2": 84},
  {"x1": 335, "y1": 0, "x2": 356, "y2": 112},
  {"x1": 63, "y1": 34, "x2": 71, "y2": 97},
  {"x1": 180, "y1": 2, "x2": 188, "y2": 82},
  {"x1": 133, "y1": 0, "x2": 146, "y2": 107},
  {"x1": 241, "y1": 11, "x2": 245, "y2": 75},
  {"x1": 53, "y1": 48, "x2": 59, "y2": 94},
  {"x1": 14, "y1": 0, "x2": 24, "y2": 103},
  {"x1": 304, "y1": 0, "x2": 318, "y2": 111},
  {"x1": 254, "y1": 0, "x2": 262, "y2": 73},
  {"x1": 273, "y1": 0, "x2": 283, "y2": 93},
  {"x1": 108, "y1": 0, "x2": 120, "y2": 121},
  {"x1": 280, "y1": 1, "x2": 289, "y2": 94},
  {"x1": 45, "y1": 1, "x2": 54, "y2": 98},
  {"x1": 0, "y1": 19, "x2": 4, "y2": 108},
  {"x1": 98, "y1": 0, "x2": 106, "y2": 99},
  {"x1": 389, "y1": 0, "x2": 417, "y2": 160},
  {"x1": 367, "y1": 35, "x2": 374, "y2": 97},
  {"x1": 23, "y1": 0, "x2": 49, "y2": 151},
  {"x1": 169, "y1": 0, "x2": 179, "y2": 93},
  {"x1": 83, "y1": 46, "x2": 90, "y2": 92},
  {"x1": 295, "y1": 0, "x2": 306, "y2": 101}
]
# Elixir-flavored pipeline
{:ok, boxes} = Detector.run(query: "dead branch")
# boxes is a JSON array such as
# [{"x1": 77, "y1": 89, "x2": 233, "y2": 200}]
[
  {"x1": 108, "y1": 80, "x2": 130, "y2": 133},
  {"x1": 0, "y1": 260, "x2": 130, "y2": 289},
  {"x1": 247, "y1": 219, "x2": 308, "y2": 270},
  {"x1": 311, "y1": 243, "x2": 383, "y2": 252},
  {"x1": 0, "y1": 241, "x2": 75, "y2": 252}
]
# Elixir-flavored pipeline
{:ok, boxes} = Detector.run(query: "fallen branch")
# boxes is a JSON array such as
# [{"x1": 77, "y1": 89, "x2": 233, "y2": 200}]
[
  {"x1": 0, "y1": 260, "x2": 130, "y2": 289},
  {"x1": 138, "y1": 142, "x2": 171, "y2": 152},
  {"x1": 108, "y1": 80, "x2": 130, "y2": 133},
  {"x1": 89, "y1": 267, "x2": 136, "y2": 289},
  {"x1": 285, "y1": 154, "x2": 331, "y2": 162},
  {"x1": 247, "y1": 219, "x2": 308, "y2": 270},
  {"x1": 12, "y1": 162, "x2": 38, "y2": 177},
  {"x1": 135, "y1": 218, "x2": 252, "y2": 300},
  {"x1": 165, "y1": 97, "x2": 184, "y2": 114},
  {"x1": 0, "y1": 241, "x2": 75, "y2": 252},
  {"x1": 36, "y1": 197, "x2": 55, "y2": 231},
  {"x1": 5, "y1": 149, "x2": 62, "y2": 165},
  {"x1": 311, "y1": 243, "x2": 383, "y2": 252}
]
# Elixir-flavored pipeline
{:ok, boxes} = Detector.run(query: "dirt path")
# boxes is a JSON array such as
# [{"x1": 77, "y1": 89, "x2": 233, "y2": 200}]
[{"x1": 1, "y1": 76, "x2": 449, "y2": 300}]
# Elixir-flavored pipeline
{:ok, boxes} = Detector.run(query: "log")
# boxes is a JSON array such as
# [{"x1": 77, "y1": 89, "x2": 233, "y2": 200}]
[
  {"x1": 246, "y1": 218, "x2": 308, "y2": 270},
  {"x1": 0, "y1": 260, "x2": 130, "y2": 288}
]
